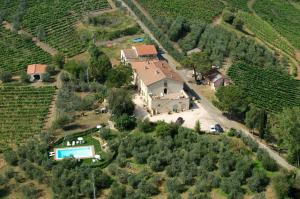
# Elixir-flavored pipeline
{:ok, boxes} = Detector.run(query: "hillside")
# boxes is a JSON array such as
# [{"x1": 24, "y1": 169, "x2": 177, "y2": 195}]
[
  {"x1": 134, "y1": 0, "x2": 300, "y2": 77},
  {"x1": 0, "y1": 1, "x2": 299, "y2": 199}
]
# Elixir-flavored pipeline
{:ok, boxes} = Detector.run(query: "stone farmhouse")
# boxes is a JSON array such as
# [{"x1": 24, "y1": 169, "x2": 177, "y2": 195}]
[{"x1": 121, "y1": 44, "x2": 190, "y2": 115}]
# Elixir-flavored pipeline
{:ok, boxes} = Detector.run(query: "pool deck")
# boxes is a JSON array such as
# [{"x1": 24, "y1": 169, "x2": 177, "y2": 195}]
[{"x1": 53, "y1": 145, "x2": 95, "y2": 161}]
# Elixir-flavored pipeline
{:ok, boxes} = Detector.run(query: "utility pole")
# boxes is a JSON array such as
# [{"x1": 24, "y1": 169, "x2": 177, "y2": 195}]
[
  {"x1": 86, "y1": 67, "x2": 89, "y2": 84},
  {"x1": 92, "y1": 172, "x2": 96, "y2": 199}
]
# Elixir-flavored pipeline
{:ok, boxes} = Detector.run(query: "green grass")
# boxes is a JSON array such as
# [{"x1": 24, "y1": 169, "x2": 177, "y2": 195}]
[
  {"x1": 0, "y1": 86, "x2": 55, "y2": 152},
  {"x1": 253, "y1": 160, "x2": 278, "y2": 178},
  {"x1": 55, "y1": 133, "x2": 109, "y2": 166},
  {"x1": 0, "y1": 27, "x2": 52, "y2": 74},
  {"x1": 77, "y1": 10, "x2": 140, "y2": 42},
  {"x1": 223, "y1": 0, "x2": 249, "y2": 11}
]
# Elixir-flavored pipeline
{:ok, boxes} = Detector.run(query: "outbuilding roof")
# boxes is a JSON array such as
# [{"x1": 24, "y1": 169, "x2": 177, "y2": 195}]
[
  {"x1": 27, "y1": 64, "x2": 47, "y2": 74},
  {"x1": 133, "y1": 45, "x2": 158, "y2": 56},
  {"x1": 122, "y1": 49, "x2": 138, "y2": 59}
]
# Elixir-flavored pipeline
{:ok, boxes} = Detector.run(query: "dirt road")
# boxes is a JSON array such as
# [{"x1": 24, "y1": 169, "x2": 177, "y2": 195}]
[{"x1": 120, "y1": 0, "x2": 296, "y2": 171}]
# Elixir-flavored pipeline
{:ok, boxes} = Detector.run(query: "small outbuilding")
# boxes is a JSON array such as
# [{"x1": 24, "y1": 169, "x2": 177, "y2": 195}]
[
  {"x1": 27, "y1": 64, "x2": 48, "y2": 82},
  {"x1": 205, "y1": 69, "x2": 230, "y2": 90}
]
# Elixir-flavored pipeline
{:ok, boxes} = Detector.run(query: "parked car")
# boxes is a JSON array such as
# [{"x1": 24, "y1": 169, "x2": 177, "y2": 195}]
[
  {"x1": 209, "y1": 125, "x2": 216, "y2": 133},
  {"x1": 175, "y1": 117, "x2": 184, "y2": 125},
  {"x1": 210, "y1": 124, "x2": 224, "y2": 133},
  {"x1": 215, "y1": 124, "x2": 224, "y2": 133}
]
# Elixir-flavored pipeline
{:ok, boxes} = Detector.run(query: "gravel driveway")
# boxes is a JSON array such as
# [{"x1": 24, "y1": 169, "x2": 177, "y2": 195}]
[{"x1": 134, "y1": 95, "x2": 220, "y2": 131}]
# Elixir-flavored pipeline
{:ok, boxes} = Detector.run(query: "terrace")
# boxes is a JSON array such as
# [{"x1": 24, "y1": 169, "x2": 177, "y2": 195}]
[{"x1": 50, "y1": 128, "x2": 114, "y2": 167}]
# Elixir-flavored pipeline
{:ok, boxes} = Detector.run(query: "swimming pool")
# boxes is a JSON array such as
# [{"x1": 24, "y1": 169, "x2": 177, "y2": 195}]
[{"x1": 54, "y1": 146, "x2": 95, "y2": 160}]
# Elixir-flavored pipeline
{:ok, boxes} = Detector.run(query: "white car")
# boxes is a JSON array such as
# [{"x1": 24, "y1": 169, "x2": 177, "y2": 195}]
[{"x1": 210, "y1": 125, "x2": 216, "y2": 133}]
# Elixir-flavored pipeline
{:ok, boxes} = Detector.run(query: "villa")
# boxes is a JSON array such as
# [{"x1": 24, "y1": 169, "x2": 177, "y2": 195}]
[{"x1": 131, "y1": 60, "x2": 190, "y2": 115}]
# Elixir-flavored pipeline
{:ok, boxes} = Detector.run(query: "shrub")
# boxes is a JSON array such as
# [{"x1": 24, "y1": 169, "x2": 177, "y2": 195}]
[
  {"x1": 247, "y1": 169, "x2": 269, "y2": 192},
  {"x1": 46, "y1": 65, "x2": 56, "y2": 76},
  {"x1": 227, "y1": 128, "x2": 237, "y2": 137},
  {"x1": 21, "y1": 183, "x2": 39, "y2": 199},
  {"x1": 272, "y1": 172, "x2": 292, "y2": 199},
  {"x1": 20, "y1": 72, "x2": 31, "y2": 83},
  {"x1": 137, "y1": 118, "x2": 155, "y2": 133},
  {"x1": 42, "y1": 72, "x2": 51, "y2": 82},
  {"x1": 137, "y1": 179, "x2": 160, "y2": 196},
  {"x1": 257, "y1": 149, "x2": 278, "y2": 171},
  {"x1": 166, "y1": 178, "x2": 186, "y2": 193},
  {"x1": 0, "y1": 71, "x2": 12, "y2": 83},
  {"x1": 114, "y1": 114, "x2": 137, "y2": 131},
  {"x1": 4, "y1": 167, "x2": 15, "y2": 179},
  {"x1": 3, "y1": 150, "x2": 18, "y2": 166},
  {"x1": 52, "y1": 53, "x2": 65, "y2": 69},
  {"x1": 241, "y1": 134, "x2": 259, "y2": 152},
  {"x1": 223, "y1": 10, "x2": 235, "y2": 24}
]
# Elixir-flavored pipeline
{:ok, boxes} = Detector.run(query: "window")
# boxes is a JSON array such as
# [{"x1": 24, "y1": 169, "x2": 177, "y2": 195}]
[
  {"x1": 164, "y1": 88, "x2": 168, "y2": 94},
  {"x1": 164, "y1": 80, "x2": 168, "y2": 87}
]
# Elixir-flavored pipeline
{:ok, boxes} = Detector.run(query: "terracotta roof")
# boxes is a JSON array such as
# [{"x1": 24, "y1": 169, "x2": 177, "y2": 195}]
[
  {"x1": 154, "y1": 61, "x2": 182, "y2": 82},
  {"x1": 122, "y1": 49, "x2": 138, "y2": 59},
  {"x1": 131, "y1": 60, "x2": 182, "y2": 86},
  {"x1": 27, "y1": 64, "x2": 47, "y2": 74},
  {"x1": 133, "y1": 45, "x2": 157, "y2": 56}
]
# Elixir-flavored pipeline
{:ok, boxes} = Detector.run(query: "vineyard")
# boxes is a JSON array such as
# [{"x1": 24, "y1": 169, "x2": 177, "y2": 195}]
[
  {"x1": 137, "y1": 0, "x2": 224, "y2": 22},
  {"x1": 239, "y1": 12, "x2": 295, "y2": 57},
  {"x1": 0, "y1": 0, "x2": 110, "y2": 57},
  {"x1": 0, "y1": 27, "x2": 51, "y2": 74},
  {"x1": 0, "y1": 86, "x2": 55, "y2": 152},
  {"x1": 228, "y1": 63, "x2": 300, "y2": 112},
  {"x1": 253, "y1": 0, "x2": 300, "y2": 50},
  {"x1": 223, "y1": 0, "x2": 249, "y2": 11}
]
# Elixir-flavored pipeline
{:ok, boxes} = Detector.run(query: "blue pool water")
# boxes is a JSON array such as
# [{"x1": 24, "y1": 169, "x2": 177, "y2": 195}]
[
  {"x1": 133, "y1": 38, "x2": 144, "y2": 42},
  {"x1": 55, "y1": 146, "x2": 94, "y2": 160}
]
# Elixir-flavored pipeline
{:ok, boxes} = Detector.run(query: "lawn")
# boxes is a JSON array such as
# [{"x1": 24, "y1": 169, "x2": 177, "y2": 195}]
[
  {"x1": 100, "y1": 33, "x2": 146, "y2": 64},
  {"x1": 77, "y1": 9, "x2": 141, "y2": 45},
  {"x1": 53, "y1": 128, "x2": 113, "y2": 167}
]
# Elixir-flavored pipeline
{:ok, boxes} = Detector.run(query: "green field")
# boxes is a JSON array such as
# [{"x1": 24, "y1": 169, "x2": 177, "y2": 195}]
[
  {"x1": 223, "y1": 0, "x2": 249, "y2": 11},
  {"x1": 0, "y1": 0, "x2": 110, "y2": 57},
  {"x1": 0, "y1": 27, "x2": 51, "y2": 74},
  {"x1": 77, "y1": 10, "x2": 140, "y2": 43},
  {"x1": 228, "y1": 63, "x2": 300, "y2": 112},
  {"x1": 253, "y1": 0, "x2": 300, "y2": 50},
  {"x1": 0, "y1": 86, "x2": 55, "y2": 152},
  {"x1": 238, "y1": 11, "x2": 296, "y2": 57},
  {"x1": 137, "y1": 0, "x2": 224, "y2": 22}
]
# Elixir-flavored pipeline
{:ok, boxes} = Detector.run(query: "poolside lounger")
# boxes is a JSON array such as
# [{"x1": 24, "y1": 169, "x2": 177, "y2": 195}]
[
  {"x1": 67, "y1": 141, "x2": 71, "y2": 146},
  {"x1": 72, "y1": 141, "x2": 75, "y2": 146}
]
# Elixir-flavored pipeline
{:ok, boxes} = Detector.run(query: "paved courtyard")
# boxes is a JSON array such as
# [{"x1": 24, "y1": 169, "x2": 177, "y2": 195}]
[{"x1": 133, "y1": 94, "x2": 221, "y2": 131}]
